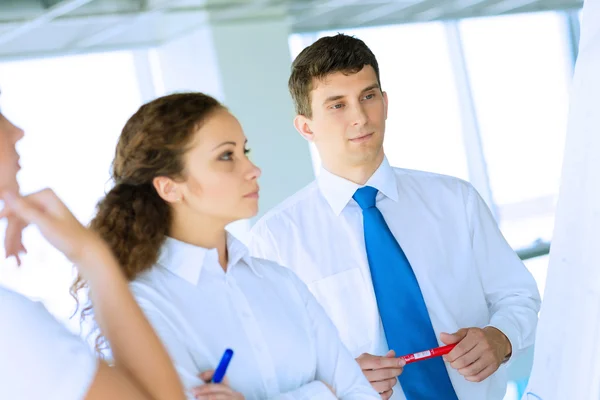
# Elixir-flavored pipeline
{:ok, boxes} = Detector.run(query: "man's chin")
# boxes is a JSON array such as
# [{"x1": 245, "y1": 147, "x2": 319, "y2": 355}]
[{"x1": 347, "y1": 148, "x2": 383, "y2": 164}]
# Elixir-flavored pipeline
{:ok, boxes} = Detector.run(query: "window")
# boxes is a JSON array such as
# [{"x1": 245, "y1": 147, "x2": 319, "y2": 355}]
[
  {"x1": 290, "y1": 22, "x2": 470, "y2": 180},
  {"x1": 459, "y1": 12, "x2": 571, "y2": 250},
  {"x1": 0, "y1": 51, "x2": 142, "y2": 331}
]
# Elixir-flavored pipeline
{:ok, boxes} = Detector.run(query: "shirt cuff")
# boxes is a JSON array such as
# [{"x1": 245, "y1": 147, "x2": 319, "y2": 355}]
[
  {"x1": 486, "y1": 316, "x2": 520, "y2": 365},
  {"x1": 275, "y1": 381, "x2": 338, "y2": 400}
]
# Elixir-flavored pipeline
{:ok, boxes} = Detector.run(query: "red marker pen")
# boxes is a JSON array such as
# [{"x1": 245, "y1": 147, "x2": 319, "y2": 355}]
[{"x1": 400, "y1": 344, "x2": 457, "y2": 364}]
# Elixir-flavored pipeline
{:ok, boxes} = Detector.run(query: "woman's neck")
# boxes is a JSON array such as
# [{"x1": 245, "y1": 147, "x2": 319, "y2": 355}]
[{"x1": 169, "y1": 209, "x2": 229, "y2": 270}]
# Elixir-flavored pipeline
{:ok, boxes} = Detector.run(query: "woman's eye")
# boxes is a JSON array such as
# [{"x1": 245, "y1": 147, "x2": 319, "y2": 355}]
[{"x1": 220, "y1": 151, "x2": 234, "y2": 161}]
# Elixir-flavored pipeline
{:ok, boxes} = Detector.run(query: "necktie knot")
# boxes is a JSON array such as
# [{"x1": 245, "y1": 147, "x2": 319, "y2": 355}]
[{"x1": 353, "y1": 186, "x2": 378, "y2": 210}]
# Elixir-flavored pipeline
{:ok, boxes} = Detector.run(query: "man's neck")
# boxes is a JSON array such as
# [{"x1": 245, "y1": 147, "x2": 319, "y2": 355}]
[{"x1": 323, "y1": 153, "x2": 385, "y2": 185}]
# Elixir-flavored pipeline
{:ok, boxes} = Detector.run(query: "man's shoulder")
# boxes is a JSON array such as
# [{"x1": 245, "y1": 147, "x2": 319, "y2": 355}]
[
  {"x1": 248, "y1": 256, "x2": 306, "y2": 287},
  {"x1": 253, "y1": 179, "x2": 321, "y2": 231},
  {"x1": 249, "y1": 256, "x2": 290, "y2": 276},
  {"x1": 392, "y1": 166, "x2": 470, "y2": 185},
  {"x1": 391, "y1": 166, "x2": 474, "y2": 198}
]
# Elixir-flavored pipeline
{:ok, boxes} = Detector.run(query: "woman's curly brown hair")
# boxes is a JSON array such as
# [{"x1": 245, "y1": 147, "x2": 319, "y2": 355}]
[{"x1": 71, "y1": 92, "x2": 223, "y2": 353}]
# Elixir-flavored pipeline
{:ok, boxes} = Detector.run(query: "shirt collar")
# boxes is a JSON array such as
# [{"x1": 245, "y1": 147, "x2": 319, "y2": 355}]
[
  {"x1": 157, "y1": 233, "x2": 260, "y2": 285},
  {"x1": 317, "y1": 156, "x2": 399, "y2": 216}
]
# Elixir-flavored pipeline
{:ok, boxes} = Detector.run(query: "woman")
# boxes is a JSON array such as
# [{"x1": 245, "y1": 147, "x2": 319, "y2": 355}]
[
  {"x1": 74, "y1": 92, "x2": 380, "y2": 399},
  {"x1": 0, "y1": 102, "x2": 187, "y2": 399}
]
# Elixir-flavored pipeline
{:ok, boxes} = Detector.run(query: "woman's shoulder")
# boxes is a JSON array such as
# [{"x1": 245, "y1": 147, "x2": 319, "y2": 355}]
[
  {"x1": 0, "y1": 286, "x2": 91, "y2": 348},
  {"x1": 0, "y1": 286, "x2": 98, "y2": 399},
  {"x1": 0, "y1": 286, "x2": 47, "y2": 322}
]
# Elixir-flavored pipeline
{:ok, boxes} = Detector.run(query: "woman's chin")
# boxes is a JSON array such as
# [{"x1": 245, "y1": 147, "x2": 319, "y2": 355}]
[
  {"x1": 0, "y1": 176, "x2": 20, "y2": 196},
  {"x1": 240, "y1": 204, "x2": 259, "y2": 220}
]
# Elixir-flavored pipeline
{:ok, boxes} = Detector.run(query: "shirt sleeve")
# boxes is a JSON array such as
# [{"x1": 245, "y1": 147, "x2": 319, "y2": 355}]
[
  {"x1": 465, "y1": 184, "x2": 542, "y2": 361},
  {"x1": 273, "y1": 270, "x2": 380, "y2": 399},
  {"x1": 0, "y1": 288, "x2": 99, "y2": 400}
]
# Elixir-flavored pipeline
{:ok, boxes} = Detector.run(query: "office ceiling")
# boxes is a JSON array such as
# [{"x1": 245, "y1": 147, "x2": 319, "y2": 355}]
[{"x1": 0, "y1": 0, "x2": 583, "y2": 60}]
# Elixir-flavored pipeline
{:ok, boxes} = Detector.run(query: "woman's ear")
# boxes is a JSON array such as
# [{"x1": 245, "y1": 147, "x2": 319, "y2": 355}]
[{"x1": 153, "y1": 176, "x2": 182, "y2": 204}]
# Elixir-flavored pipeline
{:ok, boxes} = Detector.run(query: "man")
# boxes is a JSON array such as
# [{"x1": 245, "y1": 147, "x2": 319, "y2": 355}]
[{"x1": 249, "y1": 34, "x2": 541, "y2": 400}]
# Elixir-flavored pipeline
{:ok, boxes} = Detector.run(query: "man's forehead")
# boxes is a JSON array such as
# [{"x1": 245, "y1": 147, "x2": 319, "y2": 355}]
[
  {"x1": 311, "y1": 68, "x2": 377, "y2": 92},
  {"x1": 311, "y1": 79, "x2": 378, "y2": 101}
]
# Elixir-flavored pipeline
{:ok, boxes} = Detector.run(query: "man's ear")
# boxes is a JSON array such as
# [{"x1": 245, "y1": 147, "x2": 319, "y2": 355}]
[
  {"x1": 293, "y1": 115, "x2": 315, "y2": 142},
  {"x1": 382, "y1": 91, "x2": 389, "y2": 120},
  {"x1": 152, "y1": 176, "x2": 182, "y2": 204}
]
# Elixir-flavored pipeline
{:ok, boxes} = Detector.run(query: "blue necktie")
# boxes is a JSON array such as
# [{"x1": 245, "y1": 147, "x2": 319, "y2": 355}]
[{"x1": 353, "y1": 186, "x2": 458, "y2": 400}]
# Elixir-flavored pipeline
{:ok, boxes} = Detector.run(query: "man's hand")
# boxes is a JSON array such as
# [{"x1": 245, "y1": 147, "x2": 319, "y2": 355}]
[
  {"x1": 356, "y1": 351, "x2": 405, "y2": 399},
  {"x1": 441, "y1": 327, "x2": 512, "y2": 383}
]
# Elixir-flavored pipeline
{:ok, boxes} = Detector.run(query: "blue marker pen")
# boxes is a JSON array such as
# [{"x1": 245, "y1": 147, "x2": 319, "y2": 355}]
[{"x1": 212, "y1": 349, "x2": 234, "y2": 384}]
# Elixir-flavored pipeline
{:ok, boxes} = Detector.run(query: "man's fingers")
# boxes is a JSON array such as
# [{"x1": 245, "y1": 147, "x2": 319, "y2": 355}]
[
  {"x1": 449, "y1": 342, "x2": 484, "y2": 370},
  {"x1": 444, "y1": 330, "x2": 479, "y2": 363},
  {"x1": 457, "y1": 355, "x2": 490, "y2": 378},
  {"x1": 440, "y1": 328, "x2": 468, "y2": 345},
  {"x1": 371, "y1": 377, "x2": 397, "y2": 394},
  {"x1": 465, "y1": 363, "x2": 496, "y2": 383},
  {"x1": 380, "y1": 389, "x2": 393, "y2": 400},
  {"x1": 364, "y1": 367, "x2": 403, "y2": 382},
  {"x1": 440, "y1": 327, "x2": 503, "y2": 383}
]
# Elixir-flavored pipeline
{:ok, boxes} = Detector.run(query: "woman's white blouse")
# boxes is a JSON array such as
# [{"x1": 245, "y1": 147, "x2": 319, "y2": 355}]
[
  {"x1": 130, "y1": 235, "x2": 378, "y2": 400},
  {"x1": 0, "y1": 286, "x2": 98, "y2": 400}
]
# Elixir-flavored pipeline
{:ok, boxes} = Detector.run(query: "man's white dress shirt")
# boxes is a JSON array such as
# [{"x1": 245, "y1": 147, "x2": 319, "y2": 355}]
[
  {"x1": 0, "y1": 286, "x2": 98, "y2": 400},
  {"x1": 250, "y1": 157, "x2": 541, "y2": 400},
  {"x1": 129, "y1": 234, "x2": 379, "y2": 400}
]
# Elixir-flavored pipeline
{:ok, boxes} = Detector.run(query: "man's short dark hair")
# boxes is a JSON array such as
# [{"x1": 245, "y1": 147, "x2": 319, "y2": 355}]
[{"x1": 288, "y1": 33, "x2": 381, "y2": 118}]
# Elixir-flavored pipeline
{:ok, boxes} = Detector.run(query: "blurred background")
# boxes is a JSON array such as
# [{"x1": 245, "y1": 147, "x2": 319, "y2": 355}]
[{"x1": 0, "y1": 1, "x2": 583, "y2": 398}]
